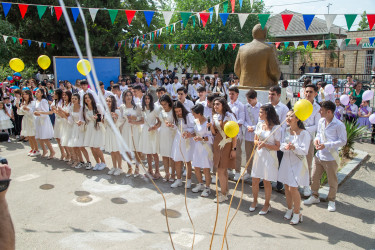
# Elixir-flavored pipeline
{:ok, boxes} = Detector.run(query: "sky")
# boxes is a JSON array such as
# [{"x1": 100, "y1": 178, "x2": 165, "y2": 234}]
[{"x1": 262, "y1": 0, "x2": 375, "y2": 30}]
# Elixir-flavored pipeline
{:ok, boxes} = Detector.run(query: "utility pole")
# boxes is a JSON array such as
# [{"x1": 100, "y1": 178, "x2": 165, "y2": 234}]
[{"x1": 327, "y1": 3, "x2": 332, "y2": 14}]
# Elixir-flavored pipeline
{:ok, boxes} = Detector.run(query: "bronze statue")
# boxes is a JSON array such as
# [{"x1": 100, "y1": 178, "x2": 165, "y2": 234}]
[{"x1": 234, "y1": 24, "x2": 281, "y2": 89}]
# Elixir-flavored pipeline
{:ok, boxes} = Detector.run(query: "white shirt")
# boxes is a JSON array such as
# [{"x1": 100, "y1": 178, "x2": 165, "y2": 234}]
[
  {"x1": 181, "y1": 98, "x2": 194, "y2": 111},
  {"x1": 101, "y1": 89, "x2": 114, "y2": 99},
  {"x1": 345, "y1": 103, "x2": 358, "y2": 117},
  {"x1": 267, "y1": 101, "x2": 289, "y2": 139},
  {"x1": 244, "y1": 102, "x2": 261, "y2": 141},
  {"x1": 315, "y1": 117, "x2": 347, "y2": 161},
  {"x1": 188, "y1": 83, "x2": 202, "y2": 100},
  {"x1": 114, "y1": 94, "x2": 123, "y2": 108},
  {"x1": 134, "y1": 96, "x2": 143, "y2": 106},
  {"x1": 303, "y1": 100, "x2": 321, "y2": 138},
  {"x1": 168, "y1": 82, "x2": 182, "y2": 100},
  {"x1": 120, "y1": 85, "x2": 128, "y2": 93},
  {"x1": 228, "y1": 99, "x2": 245, "y2": 140},
  {"x1": 79, "y1": 88, "x2": 99, "y2": 106}
]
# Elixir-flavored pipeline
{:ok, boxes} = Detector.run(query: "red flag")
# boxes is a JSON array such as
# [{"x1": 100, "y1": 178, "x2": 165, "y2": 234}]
[
  {"x1": 204, "y1": 44, "x2": 208, "y2": 50},
  {"x1": 54, "y1": 6, "x2": 63, "y2": 21},
  {"x1": 47, "y1": 43, "x2": 51, "y2": 46},
  {"x1": 180, "y1": 44, "x2": 183, "y2": 50},
  {"x1": 18, "y1": 4, "x2": 28, "y2": 19},
  {"x1": 356, "y1": 38, "x2": 362, "y2": 46},
  {"x1": 281, "y1": 14, "x2": 293, "y2": 30},
  {"x1": 125, "y1": 10, "x2": 136, "y2": 25},
  {"x1": 275, "y1": 42, "x2": 281, "y2": 48},
  {"x1": 230, "y1": 0, "x2": 235, "y2": 13},
  {"x1": 367, "y1": 14, "x2": 375, "y2": 30},
  {"x1": 136, "y1": 39, "x2": 139, "y2": 47},
  {"x1": 313, "y1": 40, "x2": 319, "y2": 48},
  {"x1": 158, "y1": 44, "x2": 161, "y2": 50},
  {"x1": 154, "y1": 30, "x2": 157, "y2": 37},
  {"x1": 19, "y1": 38, "x2": 23, "y2": 45},
  {"x1": 232, "y1": 43, "x2": 237, "y2": 50},
  {"x1": 199, "y1": 13, "x2": 210, "y2": 27}
]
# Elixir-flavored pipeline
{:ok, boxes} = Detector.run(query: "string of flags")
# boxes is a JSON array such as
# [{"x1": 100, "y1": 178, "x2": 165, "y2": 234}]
[
  {"x1": 0, "y1": 34, "x2": 57, "y2": 48},
  {"x1": 116, "y1": 37, "x2": 375, "y2": 50}
]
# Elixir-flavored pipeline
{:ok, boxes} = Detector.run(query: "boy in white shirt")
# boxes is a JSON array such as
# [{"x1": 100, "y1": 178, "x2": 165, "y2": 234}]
[
  {"x1": 188, "y1": 77, "x2": 202, "y2": 102},
  {"x1": 111, "y1": 84, "x2": 123, "y2": 108},
  {"x1": 119, "y1": 79, "x2": 128, "y2": 92},
  {"x1": 169, "y1": 76, "x2": 182, "y2": 101},
  {"x1": 177, "y1": 87, "x2": 194, "y2": 111}
]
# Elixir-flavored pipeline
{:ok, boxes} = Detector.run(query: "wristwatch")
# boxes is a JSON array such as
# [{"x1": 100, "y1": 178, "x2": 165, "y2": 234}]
[
  {"x1": 202, "y1": 136, "x2": 207, "y2": 141},
  {"x1": 0, "y1": 179, "x2": 11, "y2": 193},
  {"x1": 232, "y1": 147, "x2": 237, "y2": 151}
]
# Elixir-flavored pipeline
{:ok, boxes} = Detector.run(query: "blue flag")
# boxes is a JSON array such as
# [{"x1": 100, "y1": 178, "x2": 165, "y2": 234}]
[
  {"x1": 303, "y1": 14, "x2": 315, "y2": 30},
  {"x1": 144, "y1": 11, "x2": 155, "y2": 27},
  {"x1": 27, "y1": 40, "x2": 31, "y2": 47},
  {"x1": 219, "y1": 13, "x2": 229, "y2": 26},
  {"x1": 71, "y1": 7, "x2": 79, "y2": 22},
  {"x1": 185, "y1": 44, "x2": 189, "y2": 50},
  {"x1": 2, "y1": 3, "x2": 11, "y2": 17},
  {"x1": 43, "y1": 42, "x2": 46, "y2": 48},
  {"x1": 303, "y1": 41, "x2": 309, "y2": 48},
  {"x1": 369, "y1": 37, "x2": 375, "y2": 45},
  {"x1": 209, "y1": 7, "x2": 214, "y2": 23},
  {"x1": 211, "y1": 44, "x2": 215, "y2": 50}
]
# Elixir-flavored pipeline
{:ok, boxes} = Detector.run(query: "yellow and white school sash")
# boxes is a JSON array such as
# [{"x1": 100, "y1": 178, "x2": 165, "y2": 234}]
[{"x1": 213, "y1": 114, "x2": 232, "y2": 150}]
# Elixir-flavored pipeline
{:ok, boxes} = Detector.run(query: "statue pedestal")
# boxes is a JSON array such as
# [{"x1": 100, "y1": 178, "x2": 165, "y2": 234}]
[{"x1": 238, "y1": 87, "x2": 269, "y2": 106}]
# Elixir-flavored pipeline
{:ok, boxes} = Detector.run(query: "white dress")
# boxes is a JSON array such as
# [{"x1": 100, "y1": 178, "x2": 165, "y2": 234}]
[
  {"x1": 139, "y1": 108, "x2": 160, "y2": 154},
  {"x1": 68, "y1": 106, "x2": 85, "y2": 147},
  {"x1": 278, "y1": 129, "x2": 311, "y2": 187},
  {"x1": 17, "y1": 101, "x2": 35, "y2": 136},
  {"x1": 120, "y1": 104, "x2": 143, "y2": 152},
  {"x1": 158, "y1": 109, "x2": 176, "y2": 158},
  {"x1": 35, "y1": 99, "x2": 54, "y2": 140},
  {"x1": 171, "y1": 113, "x2": 195, "y2": 162},
  {"x1": 51, "y1": 100, "x2": 64, "y2": 139},
  {"x1": 83, "y1": 105, "x2": 105, "y2": 148},
  {"x1": 0, "y1": 110, "x2": 13, "y2": 130},
  {"x1": 251, "y1": 122, "x2": 281, "y2": 182},
  {"x1": 104, "y1": 110, "x2": 122, "y2": 153},
  {"x1": 192, "y1": 120, "x2": 213, "y2": 169},
  {"x1": 60, "y1": 103, "x2": 73, "y2": 147}
]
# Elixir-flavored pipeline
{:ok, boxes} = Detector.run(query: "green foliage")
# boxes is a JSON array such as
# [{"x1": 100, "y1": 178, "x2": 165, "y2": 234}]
[
  {"x1": 278, "y1": 45, "x2": 313, "y2": 65},
  {"x1": 342, "y1": 121, "x2": 367, "y2": 158},
  {"x1": 357, "y1": 11, "x2": 368, "y2": 31}
]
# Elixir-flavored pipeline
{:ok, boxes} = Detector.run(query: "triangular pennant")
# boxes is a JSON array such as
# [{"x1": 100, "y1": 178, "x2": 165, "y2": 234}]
[
  {"x1": 324, "y1": 40, "x2": 331, "y2": 48},
  {"x1": 230, "y1": 0, "x2": 235, "y2": 13},
  {"x1": 43, "y1": 42, "x2": 46, "y2": 48},
  {"x1": 258, "y1": 14, "x2": 270, "y2": 30},
  {"x1": 336, "y1": 39, "x2": 343, "y2": 48},
  {"x1": 196, "y1": 13, "x2": 201, "y2": 24},
  {"x1": 180, "y1": 12, "x2": 192, "y2": 27},
  {"x1": 19, "y1": 38, "x2": 23, "y2": 45},
  {"x1": 38, "y1": 42, "x2": 42, "y2": 47},
  {"x1": 238, "y1": 14, "x2": 249, "y2": 29},
  {"x1": 219, "y1": 13, "x2": 229, "y2": 26},
  {"x1": 198, "y1": 44, "x2": 202, "y2": 49},
  {"x1": 164, "y1": 44, "x2": 167, "y2": 50},
  {"x1": 303, "y1": 14, "x2": 315, "y2": 30},
  {"x1": 151, "y1": 32, "x2": 154, "y2": 40},
  {"x1": 108, "y1": 9, "x2": 118, "y2": 24},
  {"x1": 218, "y1": 44, "x2": 222, "y2": 50},
  {"x1": 345, "y1": 38, "x2": 351, "y2": 46},
  {"x1": 191, "y1": 44, "x2": 196, "y2": 50},
  {"x1": 185, "y1": 44, "x2": 189, "y2": 50},
  {"x1": 275, "y1": 42, "x2": 281, "y2": 48},
  {"x1": 162, "y1": 11, "x2": 173, "y2": 26},
  {"x1": 345, "y1": 14, "x2": 357, "y2": 31},
  {"x1": 159, "y1": 28, "x2": 163, "y2": 36},
  {"x1": 142, "y1": 44, "x2": 145, "y2": 49},
  {"x1": 204, "y1": 44, "x2": 208, "y2": 50},
  {"x1": 169, "y1": 44, "x2": 172, "y2": 49},
  {"x1": 303, "y1": 41, "x2": 309, "y2": 48},
  {"x1": 12, "y1": 37, "x2": 17, "y2": 43},
  {"x1": 54, "y1": 7, "x2": 63, "y2": 21},
  {"x1": 144, "y1": 11, "x2": 155, "y2": 27},
  {"x1": 136, "y1": 39, "x2": 139, "y2": 47},
  {"x1": 2, "y1": 3, "x2": 11, "y2": 17},
  {"x1": 125, "y1": 10, "x2": 136, "y2": 25},
  {"x1": 200, "y1": 13, "x2": 210, "y2": 27},
  {"x1": 3, "y1": 35, "x2": 8, "y2": 42},
  {"x1": 209, "y1": 8, "x2": 213, "y2": 23},
  {"x1": 224, "y1": 44, "x2": 229, "y2": 50},
  {"x1": 158, "y1": 44, "x2": 161, "y2": 50},
  {"x1": 223, "y1": 1, "x2": 228, "y2": 13},
  {"x1": 47, "y1": 43, "x2": 51, "y2": 47},
  {"x1": 240, "y1": 43, "x2": 244, "y2": 46},
  {"x1": 211, "y1": 44, "x2": 215, "y2": 50},
  {"x1": 180, "y1": 44, "x2": 183, "y2": 50},
  {"x1": 89, "y1": 8, "x2": 99, "y2": 22},
  {"x1": 232, "y1": 44, "x2": 237, "y2": 50},
  {"x1": 37, "y1": 5, "x2": 47, "y2": 19},
  {"x1": 293, "y1": 41, "x2": 299, "y2": 49},
  {"x1": 369, "y1": 37, "x2": 375, "y2": 46},
  {"x1": 367, "y1": 14, "x2": 375, "y2": 30},
  {"x1": 324, "y1": 14, "x2": 337, "y2": 32},
  {"x1": 239, "y1": 0, "x2": 243, "y2": 10},
  {"x1": 171, "y1": 24, "x2": 174, "y2": 33},
  {"x1": 52, "y1": 44, "x2": 56, "y2": 49},
  {"x1": 18, "y1": 4, "x2": 28, "y2": 19},
  {"x1": 215, "y1": 5, "x2": 220, "y2": 21},
  {"x1": 192, "y1": 15, "x2": 196, "y2": 27},
  {"x1": 71, "y1": 7, "x2": 79, "y2": 22},
  {"x1": 27, "y1": 40, "x2": 31, "y2": 47},
  {"x1": 284, "y1": 42, "x2": 290, "y2": 48},
  {"x1": 356, "y1": 38, "x2": 362, "y2": 46},
  {"x1": 313, "y1": 40, "x2": 319, "y2": 48},
  {"x1": 281, "y1": 14, "x2": 293, "y2": 30}
]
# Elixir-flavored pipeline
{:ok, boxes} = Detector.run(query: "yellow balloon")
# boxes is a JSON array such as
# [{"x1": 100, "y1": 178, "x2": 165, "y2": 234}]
[
  {"x1": 77, "y1": 59, "x2": 91, "y2": 76},
  {"x1": 37, "y1": 55, "x2": 51, "y2": 70},
  {"x1": 224, "y1": 121, "x2": 240, "y2": 138},
  {"x1": 136, "y1": 72, "x2": 143, "y2": 78},
  {"x1": 9, "y1": 58, "x2": 25, "y2": 72},
  {"x1": 293, "y1": 99, "x2": 313, "y2": 121}
]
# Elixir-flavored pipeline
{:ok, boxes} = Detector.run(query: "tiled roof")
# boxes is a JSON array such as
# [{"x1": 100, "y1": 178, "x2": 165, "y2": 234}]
[{"x1": 266, "y1": 10, "x2": 347, "y2": 38}]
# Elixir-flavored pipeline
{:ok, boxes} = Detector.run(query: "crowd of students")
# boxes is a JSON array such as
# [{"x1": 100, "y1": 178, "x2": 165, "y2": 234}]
[{"x1": 0, "y1": 71, "x2": 358, "y2": 226}]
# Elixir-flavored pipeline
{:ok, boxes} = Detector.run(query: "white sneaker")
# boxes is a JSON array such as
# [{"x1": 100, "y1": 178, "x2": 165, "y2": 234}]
[
  {"x1": 85, "y1": 162, "x2": 93, "y2": 170},
  {"x1": 97, "y1": 163, "x2": 107, "y2": 171},
  {"x1": 30, "y1": 150, "x2": 41, "y2": 157},
  {"x1": 108, "y1": 168, "x2": 116, "y2": 175},
  {"x1": 186, "y1": 179, "x2": 192, "y2": 189},
  {"x1": 113, "y1": 168, "x2": 124, "y2": 176},
  {"x1": 7, "y1": 138, "x2": 11, "y2": 142},
  {"x1": 28, "y1": 150, "x2": 33, "y2": 156},
  {"x1": 242, "y1": 173, "x2": 251, "y2": 181},
  {"x1": 92, "y1": 163, "x2": 101, "y2": 170},
  {"x1": 75, "y1": 162, "x2": 84, "y2": 169},
  {"x1": 214, "y1": 193, "x2": 228, "y2": 203},
  {"x1": 171, "y1": 179, "x2": 183, "y2": 188},
  {"x1": 233, "y1": 172, "x2": 241, "y2": 181},
  {"x1": 303, "y1": 196, "x2": 320, "y2": 205},
  {"x1": 192, "y1": 183, "x2": 205, "y2": 193},
  {"x1": 303, "y1": 186, "x2": 312, "y2": 197},
  {"x1": 201, "y1": 187, "x2": 211, "y2": 197},
  {"x1": 327, "y1": 201, "x2": 336, "y2": 212}
]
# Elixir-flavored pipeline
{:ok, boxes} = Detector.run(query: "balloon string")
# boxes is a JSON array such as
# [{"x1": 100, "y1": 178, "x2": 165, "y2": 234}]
[
  {"x1": 130, "y1": 125, "x2": 175, "y2": 250},
  {"x1": 209, "y1": 172, "x2": 219, "y2": 250}
]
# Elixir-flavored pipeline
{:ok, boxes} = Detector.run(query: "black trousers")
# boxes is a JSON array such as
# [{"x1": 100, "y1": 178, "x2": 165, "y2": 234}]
[{"x1": 13, "y1": 113, "x2": 23, "y2": 136}]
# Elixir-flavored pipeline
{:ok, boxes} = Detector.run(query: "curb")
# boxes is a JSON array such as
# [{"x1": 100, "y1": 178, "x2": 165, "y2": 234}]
[{"x1": 318, "y1": 149, "x2": 370, "y2": 201}]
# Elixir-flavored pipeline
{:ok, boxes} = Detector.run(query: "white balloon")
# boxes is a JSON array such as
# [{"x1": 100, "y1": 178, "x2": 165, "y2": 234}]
[
  {"x1": 340, "y1": 95, "x2": 350, "y2": 106},
  {"x1": 362, "y1": 90, "x2": 374, "y2": 101},
  {"x1": 325, "y1": 84, "x2": 334, "y2": 95},
  {"x1": 369, "y1": 114, "x2": 375, "y2": 124}
]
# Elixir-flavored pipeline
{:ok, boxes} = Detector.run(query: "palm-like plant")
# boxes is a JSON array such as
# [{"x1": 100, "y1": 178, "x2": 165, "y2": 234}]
[{"x1": 342, "y1": 121, "x2": 367, "y2": 158}]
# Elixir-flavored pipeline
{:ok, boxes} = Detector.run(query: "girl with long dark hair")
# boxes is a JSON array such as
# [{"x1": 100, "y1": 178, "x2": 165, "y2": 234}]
[
  {"x1": 59, "y1": 90, "x2": 76, "y2": 165},
  {"x1": 51, "y1": 89, "x2": 66, "y2": 160},
  {"x1": 250, "y1": 104, "x2": 281, "y2": 215}
]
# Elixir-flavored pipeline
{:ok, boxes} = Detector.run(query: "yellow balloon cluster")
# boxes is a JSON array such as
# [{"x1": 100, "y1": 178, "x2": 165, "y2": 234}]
[
  {"x1": 136, "y1": 72, "x2": 143, "y2": 78},
  {"x1": 9, "y1": 58, "x2": 25, "y2": 72},
  {"x1": 37, "y1": 55, "x2": 51, "y2": 70},
  {"x1": 77, "y1": 59, "x2": 91, "y2": 76},
  {"x1": 224, "y1": 121, "x2": 240, "y2": 138},
  {"x1": 294, "y1": 99, "x2": 313, "y2": 121}
]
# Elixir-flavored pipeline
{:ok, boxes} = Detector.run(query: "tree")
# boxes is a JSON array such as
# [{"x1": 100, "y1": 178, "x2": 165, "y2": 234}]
[{"x1": 357, "y1": 11, "x2": 368, "y2": 31}]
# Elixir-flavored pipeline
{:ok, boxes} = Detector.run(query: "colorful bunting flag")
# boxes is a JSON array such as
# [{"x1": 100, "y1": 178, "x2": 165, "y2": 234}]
[
  {"x1": 345, "y1": 14, "x2": 357, "y2": 31},
  {"x1": 2, "y1": 3, "x2": 11, "y2": 17},
  {"x1": 180, "y1": 12, "x2": 192, "y2": 28},
  {"x1": 211, "y1": 44, "x2": 215, "y2": 50},
  {"x1": 71, "y1": 8, "x2": 79, "y2": 22},
  {"x1": 185, "y1": 44, "x2": 189, "y2": 50},
  {"x1": 219, "y1": 13, "x2": 230, "y2": 26},
  {"x1": 302, "y1": 14, "x2": 315, "y2": 30},
  {"x1": 3, "y1": 35, "x2": 8, "y2": 42},
  {"x1": 218, "y1": 44, "x2": 222, "y2": 50},
  {"x1": 89, "y1": 8, "x2": 99, "y2": 22},
  {"x1": 239, "y1": 0, "x2": 243, "y2": 10},
  {"x1": 345, "y1": 38, "x2": 351, "y2": 46},
  {"x1": 54, "y1": 6, "x2": 63, "y2": 21},
  {"x1": 223, "y1": 1, "x2": 228, "y2": 13},
  {"x1": 275, "y1": 42, "x2": 280, "y2": 48},
  {"x1": 293, "y1": 41, "x2": 299, "y2": 49},
  {"x1": 191, "y1": 44, "x2": 196, "y2": 50},
  {"x1": 303, "y1": 41, "x2": 309, "y2": 48},
  {"x1": 284, "y1": 42, "x2": 289, "y2": 48},
  {"x1": 225, "y1": 44, "x2": 229, "y2": 50},
  {"x1": 125, "y1": 10, "x2": 136, "y2": 25},
  {"x1": 108, "y1": 9, "x2": 118, "y2": 24},
  {"x1": 367, "y1": 14, "x2": 375, "y2": 30},
  {"x1": 250, "y1": 0, "x2": 254, "y2": 8},
  {"x1": 162, "y1": 11, "x2": 173, "y2": 26},
  {"x1": 37, "y1": 5, "x2": 47, "y2": 19},
  {"x1": 232, "y1": 44, "x2": 237, "y2": 50},
  {"x1": 313, "y1": 40, "x2": 319, "y2": 48},
  {"x1": 27, "y1": 40, "x2": 31, "y2": 46},
  {"x1": 258, "y1": 14, "x2": 270, "y2": 30},
  {"x1": 198, "y1": 44, "x2": 202, "y2": 49},
  {"x1": 238, "y1": 14, "x2": 249, "y2": 29},
  {"x1": 204, "y1": 44, "x2": 208, "y2": 50},
  {"x1": 369, "y1": 37, "x2": 375, "y2": 45},
  {"x1": 43, "y1": 42, "x2": 46, "y2": 48},
  {"x1": 158, "y1": 44, "x2": 161, "y2": 50},
  {"x1": 336, "y1": 39, "x2": 343, "y2": 48},
  {"x1": 209, "y1": 8, "x2": 214, "y2": 23},
  {"x1": 324, "y1": 14, "x2": 336, "y2": 32},
  {"x1": 324, "y1": 40, "x2": 331, "y2": 48},
  {"x1": 144, "y1": 11, "x2": 155, "y2": 27},
  {"x1": 200, "y1": 13, "x2": 210, "y2": 27},
  {"x1": 356, "y1": 38, "x2": 362, "y2": 46},
  {"x1": 38, "y1": 42, "x2": 42, "y2": 47},
  {"x1": 18, "y1": 4, "x2": 28, "y2": 19},
  {"x1": 281, "y1": 14, "x2": 293, "y2": 30},
  {"x1": 192, "y1": 15, "x2": 196, "y2": 27},
  {"x1": 18, "y1": 38, "x2": 23, "y2": 44},
  {"x1": 12, "y1": 37, "x2": 16, "y2": 43},
  {"x1": 215, "y1": 4, "x2": 220, "y2": 21},
  {"x1": 230, "y1": 0, "x2": 235, "y2": 13}
]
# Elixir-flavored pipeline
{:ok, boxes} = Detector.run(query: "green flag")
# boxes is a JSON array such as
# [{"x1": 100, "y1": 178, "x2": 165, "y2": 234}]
[
  {"x1": 37, "y1": 5, "x2": 47, "y2": 19},
  {"x1": 51, "y1": 43, "x2": 56, "y2": 48},
  {"x1": 192, "y1": 15, "x2": 195, "y2": 27},
  {"x1": 344, "y1": 14, "x2": 357, "y2": 31},
  {"x1": 258, "y1": 14, "x2": 270, "y2": 30},
  {"x1": 12, "y1": 37, "x2": 17, "y2": 43},
  {"x1": 225, "y1": 44, "x2": 229, "y2": 50},
  {"x1": 171, "y1": 24, "x2": 173, "y2": 33},
  {"x1": 174, "y1": 44, "x2": 177, "y2": 50},
  {"x1": 108, "y1": 9, "x2": 118, "y2": 24},
  {"x1": 324, "y1": 40, "x2": 331, "y2": 48},
  {"x1": 198, "y1": 44, "x2": 202, "y2": 49},
  {"x1": 345, "y1": 38, "x2": 351, "y2": 46},
  {"x1": 151, "y1": 33, "x2": 154, "y2": 41},
  {"x1": 180, "y1": 12, "x2": 192, "y2": 28},
  {"x1": 284, "y1": 42, "x2": 290, "y2": 48},
  {"x1": 223, "y1": 1, "x2": 228, "y2": 13}
]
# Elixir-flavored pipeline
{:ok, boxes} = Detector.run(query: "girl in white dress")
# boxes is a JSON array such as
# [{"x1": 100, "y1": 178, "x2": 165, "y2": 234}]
[
  {"x1": 139, "y1": 93, "x2": 161, "y2": 179},
  {"x1": 69, "y1": 93, "x2": 91, "y2": 169},
  {"x1": 104, "y1": 96, "x2": 123, "y2": 176},
  {"x1": 0, "y1": 101, "x2": 13, "y2": 139},
  {"x1": 33, "y1": 88, "x2": 55, "y2": 159},
  {"x1": 15, "y1": 90, "x2": 38, "y2": 156},
  {"x1": 158, "y1": 94, "x2": 176, "y2": 182},
  {"x1": 190, "y1": 104, "x2": 213, "y2": 197},
  {"x1": 250, "y1": 104, "x2": 281, "y2": 215},
  {"x1": 170, "y1": 101, "x2": 195, "y2": 188},
  {"x1": 82, "y1": 93, "x2": 106, "y2": 171},
  {"x1": 278, "y1": 111, "x2": 310, "y2": 225},
  {"x1": 59, "y1": 91, "x2": 76, "y2": 165},
  {"x1": 51, "y1": 89, "x2": 66, "y2": 160},
  {"x1": 120, "y1": 90, "x2": 144, "y2": 177}
]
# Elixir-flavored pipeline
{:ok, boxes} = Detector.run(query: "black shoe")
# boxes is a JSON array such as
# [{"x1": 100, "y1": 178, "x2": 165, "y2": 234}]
[
  {"x1": 276, "y1": 181, "x2": 284, "y2": 191},
  {"x1": 259, "y1": 180, "x2": 264, "y2": 188}
]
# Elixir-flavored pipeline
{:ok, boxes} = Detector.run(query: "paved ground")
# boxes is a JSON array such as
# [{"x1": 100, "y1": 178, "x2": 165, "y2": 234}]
[{"x1": 1, "y1": 138, "x2": 375, "y2": 250}]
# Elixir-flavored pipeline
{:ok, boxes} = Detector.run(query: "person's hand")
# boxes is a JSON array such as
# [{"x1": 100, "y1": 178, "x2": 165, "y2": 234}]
[
  {"x1": 247, "y1": 126, "x2": 254, "y2": 133},
  {"x1": 258, "y1": 142, "x2": 265, "y2": 150},
  {"x1": 77, "y1": 120, "x2": 83, "y2": 126},
  {"x1": 316, "y1": 143, "x2": 325, "y2": 150},
  {"x1": 0, "y1": 164, "x2": 11, "y2": 199},
  {"x1": 23, "y1": 106, "x2": 29, "y2": 111},
  {"x1": 33, "y1": 111, "x2": 40, "y2": 116},
  {"x1": 314, "y1": 139, "x2": 320, "y2": 148},
  {"x1": 288, "y1": 143, "x2": 295, "y2": 151},
  {"x1": 230, "y1": 150, "x2": 236, "y2": 159},
  {"x1": 193, "y1": 136, "x2": 203, "y2": 142}
]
